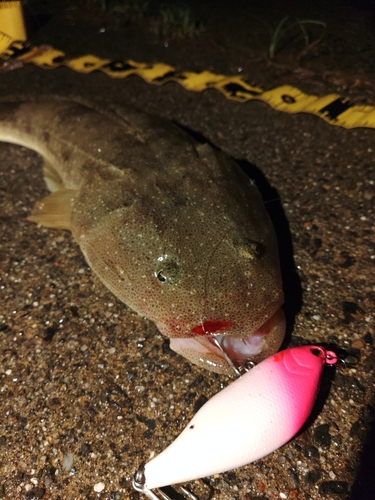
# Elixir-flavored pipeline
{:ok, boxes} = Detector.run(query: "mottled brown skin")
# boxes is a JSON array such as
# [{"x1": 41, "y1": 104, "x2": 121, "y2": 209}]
[{"x1": 0, "y1": 100, "x2": 285, "y2": 374}]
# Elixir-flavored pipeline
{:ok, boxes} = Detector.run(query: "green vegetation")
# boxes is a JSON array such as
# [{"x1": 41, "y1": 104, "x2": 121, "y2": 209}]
[
  {"x1": 88, "y1": 0, "x2": 149, "y2": 21},
  {"x1": 87, "y1": 0, "x2": 205, "y2": 39},
  {"x1": 111, "y1": 0, "x2": 149, "y2": 21},
  {"x1": 267, "y1": 16, "x2": 326, "y2": 60},
  {"x1": 150, "y1": 4, "x2": 206, "y2": 40}
]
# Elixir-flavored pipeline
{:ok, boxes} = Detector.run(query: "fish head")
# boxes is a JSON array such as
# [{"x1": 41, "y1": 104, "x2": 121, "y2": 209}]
[
  {"x1": 74, "y1": 176, "x2": 284, "y2": 374},
  {"x1": 151, "y1": 212, "x2": 285, "y2": 375}
]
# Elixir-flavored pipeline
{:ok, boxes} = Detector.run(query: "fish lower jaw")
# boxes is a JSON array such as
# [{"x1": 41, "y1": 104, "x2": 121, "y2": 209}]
[
  {"x1": 214, "y1": 308, "x2": 286, "y2": 365},
  {"x1": 169, "y1": 308, "x2": 286, "y2": 374}
]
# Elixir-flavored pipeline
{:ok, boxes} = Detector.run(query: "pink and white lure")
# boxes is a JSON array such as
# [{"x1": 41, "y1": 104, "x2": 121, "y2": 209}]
[{"x1": 139, "y1": 345, "x2": 337, "y2": 490}]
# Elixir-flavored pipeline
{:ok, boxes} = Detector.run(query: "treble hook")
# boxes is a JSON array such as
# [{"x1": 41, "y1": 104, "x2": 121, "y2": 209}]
[{"x1": 133, "y1": 465, "x2": 199, "y2": 500}]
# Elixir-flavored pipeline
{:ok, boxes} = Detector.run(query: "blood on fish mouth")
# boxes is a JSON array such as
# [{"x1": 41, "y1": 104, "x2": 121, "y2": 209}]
[
  {"x1": 185, "y1": 309, "x2": 285, "y2": 368},
  {"x1": 191, "y1": 320, "x2": 234, "y2": 336},
  {"x1": 160, "y1": 308, "x2": 285, "y2": 373}
]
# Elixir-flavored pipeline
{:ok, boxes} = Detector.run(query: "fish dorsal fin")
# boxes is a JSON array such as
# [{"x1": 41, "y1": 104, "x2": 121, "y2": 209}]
[{"x1": 27, "y1": 189, "x2": 77, "y2": 230}]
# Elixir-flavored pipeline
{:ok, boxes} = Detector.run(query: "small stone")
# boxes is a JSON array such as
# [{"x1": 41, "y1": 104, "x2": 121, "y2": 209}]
[
  {"x1": 319, "y1": 481, "x2": 349, "y2": 494},
  {"x1": 80, "y1": 443, "x2": 91, "y2": 455},
  {"x1": 44, "y1": 478, "x2": 52, "y2": 487},
  {"x1": 342, "y1": 301, "x2": 363, "y2": 323},
  {"x1": 305, "y1": 469, "x2": 323, "y2": 486},
  {"x1": 285, "y1": 449, "x2": 294, "y2": 460},
  {"x1": 62, "y1": 453, "x2": 74, "y2": 471},
  {"x1": 94, "y1": 482, "x2": 105, "y2": 492},
  {"x1": 351, "y1": 339, "x2": 364, "y2": 349},
  {"x1": 287, "y1": 469, "x2": 299, "y2": 488},
  {"x1": 304, "y1": 445, "x2": 319, "y2": 459},
  {"x1": 364, "y1": 332, "x2": 373, "y2": 345},
  {"x1": 25, "y1": 488, "x2": 46, "y2": 499},
  {"x1": 314, "y1": 424, "x2": 331, "y2": 448}
]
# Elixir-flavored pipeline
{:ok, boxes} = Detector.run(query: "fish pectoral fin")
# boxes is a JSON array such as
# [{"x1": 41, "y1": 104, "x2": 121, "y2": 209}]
[{"x1": 27, "y1": 189, "x2": 78, "y2": 230}]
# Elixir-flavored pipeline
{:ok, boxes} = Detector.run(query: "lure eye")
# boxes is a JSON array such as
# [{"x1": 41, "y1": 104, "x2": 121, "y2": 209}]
[{"x1": 310, "y1": 346, "x2": 325, "y2": 357}]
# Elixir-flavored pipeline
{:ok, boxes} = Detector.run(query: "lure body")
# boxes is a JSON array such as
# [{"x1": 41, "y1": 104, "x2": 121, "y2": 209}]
[{"x1": 143, "y1": 346, "x2": 335, "y2": 489}]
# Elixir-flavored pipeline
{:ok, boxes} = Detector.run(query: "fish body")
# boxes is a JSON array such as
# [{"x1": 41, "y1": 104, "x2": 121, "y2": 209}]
[{"x1": 0, "y1": 99, "x2": 285, "y2": 373}]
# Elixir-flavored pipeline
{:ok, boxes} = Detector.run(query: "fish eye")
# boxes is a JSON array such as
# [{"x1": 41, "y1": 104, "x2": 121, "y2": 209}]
[
  {"x1": 156, "y1": 271, "x2": 167, "y2": 282},
  {"x1": 250, "y1": 241, "x2": 265, "y2": 258},
  {"x1": 154, "y1": 255, "x2": 181, "y2": 285},
  {"x1": 237, "y1": 240, "x2": 265, "y2": 260}
]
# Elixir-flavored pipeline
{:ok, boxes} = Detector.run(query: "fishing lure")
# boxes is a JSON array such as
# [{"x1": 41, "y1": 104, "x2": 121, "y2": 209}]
[{"x1": 133, "y1": 345, "x2": 337, "y2": 499}]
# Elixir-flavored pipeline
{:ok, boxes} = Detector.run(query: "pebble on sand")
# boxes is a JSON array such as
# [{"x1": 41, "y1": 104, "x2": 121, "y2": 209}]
[{"x1": 94, "y1": 482, "x2": 105, "y2": 493}]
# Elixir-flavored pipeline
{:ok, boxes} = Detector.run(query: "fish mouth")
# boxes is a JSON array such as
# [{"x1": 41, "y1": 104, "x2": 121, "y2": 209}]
[
  {"x1": 169, "y1": 308, "x2": 286, "y2": 374},
  {"x1": 206, "y1": 309, "x2": 285, "y2": 363}
]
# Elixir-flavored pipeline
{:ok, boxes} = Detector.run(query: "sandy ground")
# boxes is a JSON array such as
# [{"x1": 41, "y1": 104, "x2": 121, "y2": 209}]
[{"x1": 0, "y1": 1, "x2": 374, "y2": 499}]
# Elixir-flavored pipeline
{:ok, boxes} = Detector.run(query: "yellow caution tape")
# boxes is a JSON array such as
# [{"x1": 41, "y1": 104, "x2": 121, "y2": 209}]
[
  {"x1": 1, "y1": 36, "x2": 375, "y2": 130},
  {"x1": 0, "y1": 2, "x2": 26, "y2": 43}
]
